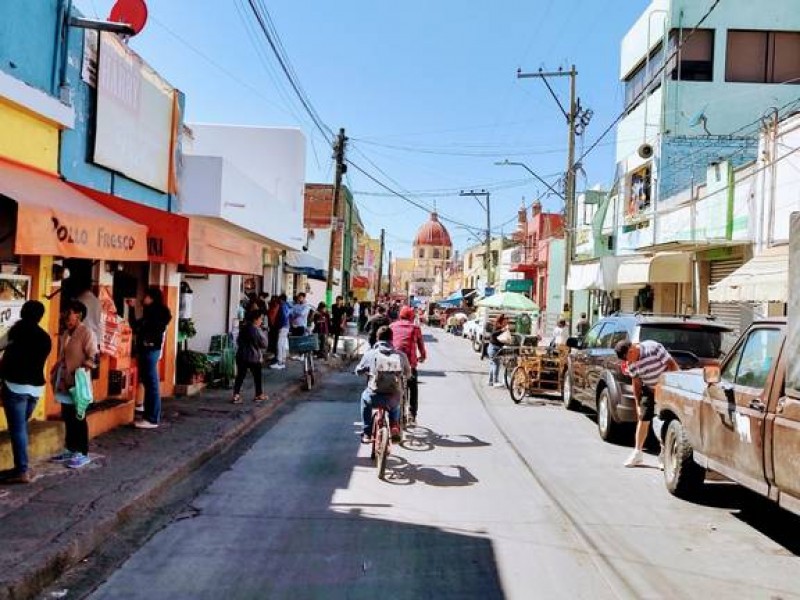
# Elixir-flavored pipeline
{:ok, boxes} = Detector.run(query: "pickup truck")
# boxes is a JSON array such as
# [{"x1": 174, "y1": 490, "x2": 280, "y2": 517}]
[{"x1": 654, "y1": 318, "x2": 800, "y2": 516}]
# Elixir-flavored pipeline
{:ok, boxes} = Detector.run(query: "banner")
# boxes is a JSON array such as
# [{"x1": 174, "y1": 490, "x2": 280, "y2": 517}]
[
  {"x1": 99, "y1": 287, "x2": 120, "y2": 356},
  {"x1": 0, "y1": 275, "x2": 29, "y2": 348}
]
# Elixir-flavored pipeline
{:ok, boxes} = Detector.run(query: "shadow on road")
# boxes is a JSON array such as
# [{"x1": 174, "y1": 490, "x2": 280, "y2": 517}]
[
  {"x1": 400, "y1": 426, "x2": 492, "y2": 453},
  {"x1": 383, "y1": 456, "x2": 480, "y2": 488}
]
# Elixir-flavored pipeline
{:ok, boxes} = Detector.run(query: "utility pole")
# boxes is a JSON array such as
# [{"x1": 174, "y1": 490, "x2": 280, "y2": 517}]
[
  {"x1": 459, "y1": 190, "x2": 492, "y2": 291},
  {"x1": 387, "y1": 250, "x2": 393, "y2": 296},
  {"x1": 376, "y1": 228, "x2": 385, "y2": 300},
  {"x1": 325, "y1": 128, "x2": 347, "y2": 306},
  {"x1": 517, "y1": 66, "x2": 580, "y2": 319}
]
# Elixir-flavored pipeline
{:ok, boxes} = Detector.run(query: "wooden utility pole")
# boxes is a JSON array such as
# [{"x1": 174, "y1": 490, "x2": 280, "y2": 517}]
[
  {"x1": 376, "y1": 228, "x2": 385, "y2": 300},
  {"x1": 517, "y1": 66, "x2": 579, "y2": 316},
  {"x1": 459, "y1": 190, "x2": 492, "y2": 290},
  {"x1": 387, "y1": 250, "x2": 393, "y2": 297},
  {"x1": 325, "y1": 128, "x2": 347, "y2": 306}
]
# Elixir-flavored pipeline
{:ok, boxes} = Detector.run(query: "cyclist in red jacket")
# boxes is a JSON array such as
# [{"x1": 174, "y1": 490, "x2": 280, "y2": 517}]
[{"x1": 390, "y1": 306, "x2": 427, "y2": 424}]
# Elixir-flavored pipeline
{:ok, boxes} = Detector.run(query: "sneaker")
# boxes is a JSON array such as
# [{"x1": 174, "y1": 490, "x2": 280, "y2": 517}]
[
  {"x1": 66, "y1": 454, "x2": 92, "y2": 469},
  {"x1": 134, "y1": 405, "x2": 145, "y2": 414},
  {"x1": 624, "y1": 450, "x2": 644, "y2": 468},
  {"x1": 390, "y1": 426, "x2": 402, "y2": 442},
  {"x1": 361, "y1": 433, "x2": 372, "y2": 444},
  {"x1": 51, "y1": 450, "x2": 76, "y2": 463},
  {"x1": 135, "y1": 420, "x2": 159, "y2": 430},
  {"x1": 493, "y1": 382, "x2": 506, "y2": 388},
  {"x1": 270, "y1": 363, "x2": 286, "y2": 370}
]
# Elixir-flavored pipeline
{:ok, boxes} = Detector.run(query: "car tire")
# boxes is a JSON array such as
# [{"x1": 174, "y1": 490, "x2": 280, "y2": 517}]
[
  {"x1": 596, "y1": 388, "x2": 622, "y2": 442},
  {"x1": 472, "y1": 337, "x2": 483, "y2": 353},
  {"x1": 562, "y1": 368, "x2": 579, "y2": 411},
  {"x1": 663, "y1": 419, "x2": 705, "y2": 499}
]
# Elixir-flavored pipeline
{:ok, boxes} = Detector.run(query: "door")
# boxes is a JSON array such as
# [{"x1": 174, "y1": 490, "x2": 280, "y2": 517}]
[
  {"x1": 771, "y1": 365, "x2": 800, "y2": 508},
  {"x1": 700, "y1": 326, "x2": 783, "y2": 494},
  {"x1": 585, "y1": 321, "x2": 620, "y2": 405},
  {"x1": 570, "y1": 321, "x2": 608, "y2": 403}
]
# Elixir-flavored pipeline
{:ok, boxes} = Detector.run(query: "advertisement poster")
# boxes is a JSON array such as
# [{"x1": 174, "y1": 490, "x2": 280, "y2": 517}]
[
  {"x1": 99, "y1": 287, "x2": 120, "y2": 356},
  {"x1": 0, "y1": 274, "x2": 30, "y2": 348}
]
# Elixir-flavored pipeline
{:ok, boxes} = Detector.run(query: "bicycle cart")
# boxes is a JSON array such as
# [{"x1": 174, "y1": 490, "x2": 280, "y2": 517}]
[
  {"x1": 508, "y1": 346, "x2": 569, "y2": 404},
  {"x1": 494, "y1": 335, "x2": 541, "y2": 389},
  {"x1": 288, "y1": 334, "x2": 319, "y2": 391}
]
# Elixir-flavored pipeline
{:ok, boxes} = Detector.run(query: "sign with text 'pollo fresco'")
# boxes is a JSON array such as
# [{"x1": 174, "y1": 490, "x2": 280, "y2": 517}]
[{"x1": 94, "y1": 32, "x2": 176, "y2": 193}]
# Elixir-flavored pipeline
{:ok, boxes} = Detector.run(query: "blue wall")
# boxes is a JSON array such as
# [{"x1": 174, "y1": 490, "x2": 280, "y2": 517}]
[
  {"x1": 0, "y1": 0, "x2": 65, "y2": 96},
  {"x1": 59, "y1": 10, "x2": 185, "y2": 212},
  {"x1": 658, "y1": 135, "x2": 758, "y2": 201}
]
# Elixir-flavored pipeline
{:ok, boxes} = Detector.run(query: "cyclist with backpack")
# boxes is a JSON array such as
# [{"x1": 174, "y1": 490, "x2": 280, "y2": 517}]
[
  {"x1": 390, "y1": 306, "x2": 426, "y2": 424},
  {"x1": 355, "y1": 326, "x2": 411, "y2": 444}
]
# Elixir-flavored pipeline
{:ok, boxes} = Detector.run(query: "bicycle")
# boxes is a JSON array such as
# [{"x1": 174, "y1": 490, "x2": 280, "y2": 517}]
[
  {"x1": 288, "y1": 334, "x2": 319, "y2": 391},
  {"x1": 371, "y1": 404, "x2": 392, "y2": 480},
  {"x1": 399, "y1": 375, "x2": 412, "y2": 429}
]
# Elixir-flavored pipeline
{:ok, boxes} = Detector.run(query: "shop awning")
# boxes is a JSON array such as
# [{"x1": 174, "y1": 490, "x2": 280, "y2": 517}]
[
  {"x1": 284, "y1": 251, "x2": 327, "y2": 281},
  {"x1": 185, "y1": 217, "x2": 264, "y2": 275},
  {"x1": 708, "y1": 246, "x2": 788, "y2": 303},
  {"x1": 617, "y1": 252, "x2": 691, "y2": 287},
  {"x1": 567, "y1": 257, "x2": 627, "y2": 291},
  {"x1": 71, "y1": 183, "x2": 189, "y2": 264},
  {"x1": 0, "y1": 159, "x2": 148, "y2": 261}
]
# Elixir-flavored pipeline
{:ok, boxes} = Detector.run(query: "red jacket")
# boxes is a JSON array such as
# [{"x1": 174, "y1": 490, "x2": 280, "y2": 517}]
[{"x1": 390, "y1": 320, "x2": 426, "y2": 368}]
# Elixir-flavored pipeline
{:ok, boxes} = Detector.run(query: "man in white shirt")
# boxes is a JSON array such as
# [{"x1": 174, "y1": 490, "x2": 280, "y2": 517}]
[{"x1": 289, "y1": 292, "x2": 313, "y2": 336}]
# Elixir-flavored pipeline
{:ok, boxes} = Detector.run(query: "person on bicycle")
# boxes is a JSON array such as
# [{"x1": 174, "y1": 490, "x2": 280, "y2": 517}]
[
  {"x1": 355, "y1": 326, "x2": 411, "y2": 444},
  {"x1": 390, "y1": 306, "x2": 426, "y2": 424}
]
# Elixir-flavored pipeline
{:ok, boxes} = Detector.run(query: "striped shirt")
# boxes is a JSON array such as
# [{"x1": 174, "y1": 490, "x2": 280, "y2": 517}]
[{"x1": 627, "y1": 341, "x2": 671, "y2": 387}]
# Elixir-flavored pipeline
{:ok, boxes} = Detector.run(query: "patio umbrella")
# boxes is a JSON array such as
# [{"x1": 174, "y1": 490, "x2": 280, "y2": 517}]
[{"x1": 476, "y1": 291, "x2": 539, "y2": 312}]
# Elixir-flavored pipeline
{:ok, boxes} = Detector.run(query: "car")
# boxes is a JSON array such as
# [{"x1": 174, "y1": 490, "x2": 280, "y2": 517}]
[
  {"x1": 463, "y1": 315, "x2": 482, "y2": 342},
  {"x1": 563, "y1": 313, "x2": 732, "y2": 442}
]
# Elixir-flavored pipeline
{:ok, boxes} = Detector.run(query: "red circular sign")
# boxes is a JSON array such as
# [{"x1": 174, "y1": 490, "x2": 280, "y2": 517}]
[{"x1": 109, "y1": 0, "x2": 148, "y2": 35}]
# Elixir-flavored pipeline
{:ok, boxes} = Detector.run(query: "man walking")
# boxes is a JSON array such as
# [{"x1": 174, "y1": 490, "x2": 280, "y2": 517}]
[
  {"x1": 614, "y1": 339, "x2": 679, "y2": 468},
  {"x1": 289, "y1": 292, "x2": 313, "y2": 336},
  {"x1": 330, "y1": 296, "x2": 347, "y2": 356},
  {"x1": 365, "y1": 305, "x2": 391, "y2": 347},
  {"x1": 270, "y1": 294, "x2": 290, "y2": 370},
  {"x1": 390, "y1": 306, "x2": 427, "y2": 423}
]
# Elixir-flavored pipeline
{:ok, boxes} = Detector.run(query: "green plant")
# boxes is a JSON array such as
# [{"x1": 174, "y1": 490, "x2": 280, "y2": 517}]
[
  {"x1": 178, "y1": 318, "x2": 197, "y2": 339},
  {"x1": 176, "y1": 350, "x2": 212, "y2": 384}
]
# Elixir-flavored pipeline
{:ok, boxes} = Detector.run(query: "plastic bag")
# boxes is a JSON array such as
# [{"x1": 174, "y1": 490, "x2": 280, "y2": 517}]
[{"x1": 70, "y1": 368, "x2": 94, "y2": 420}]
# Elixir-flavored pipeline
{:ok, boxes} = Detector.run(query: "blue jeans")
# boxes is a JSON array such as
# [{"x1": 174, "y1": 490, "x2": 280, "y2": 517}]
[
  {"x1": 138, "y1": 349, "x2": 161, "y2": 424},
  {"x1": 2, "y1": 385, "x2": 39, "y2": 474},
  {"x1": 487, "y1": 344, "x2": 501, "y2": 384},
  {"x1": 360, "y1": 389, "x2": 400, "y2": 435}
]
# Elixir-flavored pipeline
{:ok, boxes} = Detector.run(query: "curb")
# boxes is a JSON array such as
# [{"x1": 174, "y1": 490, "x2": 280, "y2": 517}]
[{"x1": 0, "y1": 362, "x2": 336, "y2": 600}]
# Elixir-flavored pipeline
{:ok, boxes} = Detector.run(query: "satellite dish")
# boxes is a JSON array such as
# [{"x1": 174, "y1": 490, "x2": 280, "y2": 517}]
[
  {"x1": 109, "y1": 0, "x2": 148, "y2": 36},
  {"x1": 688, "y1": 106, "x2": 711, "y2": 134},
  {"x1": 637, "y1": 143, "x2": 654, "y2": 159}
]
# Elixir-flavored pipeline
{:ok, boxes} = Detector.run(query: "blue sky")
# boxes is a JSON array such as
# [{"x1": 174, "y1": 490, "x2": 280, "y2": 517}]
[{"x1": 74, "y1": 0, "x2": 648, "y2": 258}]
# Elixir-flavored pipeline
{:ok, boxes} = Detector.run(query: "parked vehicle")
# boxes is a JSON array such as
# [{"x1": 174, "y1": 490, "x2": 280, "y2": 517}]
[
  {"x1": 564, "y1": 313, "x2": 732, "y2": 442},
  {"x1": 654, "y1": 319, "x2": 800, "y2": 516},
  {"x1": 463, "y1": 312, "x2": 484, "y2": 342}
]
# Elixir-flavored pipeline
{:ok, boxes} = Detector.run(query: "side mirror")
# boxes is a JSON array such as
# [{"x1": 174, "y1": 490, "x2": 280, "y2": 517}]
[
  {"x1": 704, "y1": 365, "x2": 721, "y2": 385},
  {"x1": 566, "y1": 337, "x2": 581, "y2": 349}
]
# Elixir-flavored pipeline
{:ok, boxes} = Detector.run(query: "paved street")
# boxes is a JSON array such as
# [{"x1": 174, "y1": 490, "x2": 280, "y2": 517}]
[{"x1": 88, "y1": 330, "x2": 800, "y2": 600}]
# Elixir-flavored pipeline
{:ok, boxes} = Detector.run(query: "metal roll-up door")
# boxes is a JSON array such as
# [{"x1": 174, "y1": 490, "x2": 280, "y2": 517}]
[
  {"x1": 619, "y1": 289, "x2": 637, "y2": 313},
  {"x1": 709, "y1": 257, "x2": 748, "y2": 347}
]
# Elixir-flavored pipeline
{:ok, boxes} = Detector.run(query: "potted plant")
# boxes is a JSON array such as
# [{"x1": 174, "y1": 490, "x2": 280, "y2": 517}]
[{"x1": 176, "y1": 349, "x2": 211, "y2": 385}]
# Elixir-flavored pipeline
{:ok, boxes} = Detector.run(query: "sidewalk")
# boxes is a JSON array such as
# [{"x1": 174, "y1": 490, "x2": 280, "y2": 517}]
[{"x1": 0, "y1": 357, "x2": 342, "y2": 600}]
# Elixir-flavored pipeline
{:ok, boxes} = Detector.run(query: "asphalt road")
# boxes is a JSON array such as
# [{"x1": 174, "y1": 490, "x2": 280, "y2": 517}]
[{"x1": 88, "y1": 329, "x2": 800, "y2": 600}]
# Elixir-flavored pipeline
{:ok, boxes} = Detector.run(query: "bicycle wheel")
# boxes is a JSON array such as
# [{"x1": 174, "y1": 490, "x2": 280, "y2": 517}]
[
  {"x1": 509, "y1": 366, "x2": 528, "y2": 404},
  {"x1": 503, "y1": 357, "x2": 517, "y2": 389},
  {"x1": 303, "y1": 353, "x2": 314, "y2": 390}
]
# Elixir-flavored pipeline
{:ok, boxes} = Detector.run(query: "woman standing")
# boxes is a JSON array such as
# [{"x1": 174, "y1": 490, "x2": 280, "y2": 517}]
[
  {"x1": 232, "y1": 310, "x2": 268, "y2": 404},
  {"x1": 487, "y1": 314, "x2": 509, "y2": 388},
  {"x1": 0, "y1": 301, "x2": 52, "y2": 483},
  {"x1": 127, "y1": 287, "x2": 172, "y2": 429},
  {"x1": 51, "y1": 301, "x2": 97, "y2": 469}
]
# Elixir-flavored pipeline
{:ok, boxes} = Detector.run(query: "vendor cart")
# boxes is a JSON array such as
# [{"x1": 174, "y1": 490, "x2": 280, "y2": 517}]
[{"x1": 508, "y1": 346, "x2": 569, "y2": 403}]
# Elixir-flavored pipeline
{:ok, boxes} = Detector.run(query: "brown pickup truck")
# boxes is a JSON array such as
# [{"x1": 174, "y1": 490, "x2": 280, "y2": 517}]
[{"x1": 654, "y1": 318, "x2": 800, "y2": 516}]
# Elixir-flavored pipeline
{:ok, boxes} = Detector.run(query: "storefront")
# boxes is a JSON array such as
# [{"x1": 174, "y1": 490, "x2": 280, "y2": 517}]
[{"x1": 0, "y1": 158, "x2": 148, "y2": 434}]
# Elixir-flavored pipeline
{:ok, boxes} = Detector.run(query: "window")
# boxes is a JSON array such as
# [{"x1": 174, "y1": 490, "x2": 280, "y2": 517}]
[
  {"x1": 727, "y1": 30, "x2": 800, "y2": 84},
  {"x1": 624, "y1": 43, "x2": 665, "y2": 109},
  {"x1": 626, "y1": 165, "x2": 652, "y2": 219},
  {"x1": 721, "y1": 328, "x2": 783, "y2": 390},
  {"x1": 418, "y1": 248, "x2": 425, "y2": 259},
  {"x1": 468, "y1": 254, "x2": 473, "y2": 269},
  {"x1": 433, "y1": 248, "x2": 441, "y2": 259},
  {"x1": 640, "y1": 325, "x2": 724, "y2": 359},
  {"x1": 583, "y1": 323, "x2": 606, "y2": 349},
  {"x1": 445, "y1": 249, "x2": 451, "y2": 259},
  {"x1": 670, "y1": 29, "x2": 714, "y2": 81}
]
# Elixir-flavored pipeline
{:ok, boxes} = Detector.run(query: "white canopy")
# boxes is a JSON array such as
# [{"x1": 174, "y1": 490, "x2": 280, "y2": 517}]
[
  {"x1": 617, "y1": 252, "x2": 691, "y2": 287},
  {"x1": 567, "y1": 257, "x2": 626, "y2": 291},
  {"x1": 708, "y1": 246, "x2": 788, "y2": 303}
]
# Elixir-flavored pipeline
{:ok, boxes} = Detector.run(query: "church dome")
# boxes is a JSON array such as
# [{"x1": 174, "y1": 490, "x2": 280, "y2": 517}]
[{"x1": 413, "y1": 212, "x2": 452, "y2": 247}]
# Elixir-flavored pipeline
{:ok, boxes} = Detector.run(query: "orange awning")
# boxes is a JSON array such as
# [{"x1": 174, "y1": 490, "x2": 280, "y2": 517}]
[
  {"x1": 0, "y1": 159, "x2": 148, "y2": 261},
  {"x1": 186, "y1": 217, "x2": 264, "y2": 275},
  {"x1": 70, "y1": 183, "x2": 189, "y2": 264}
]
